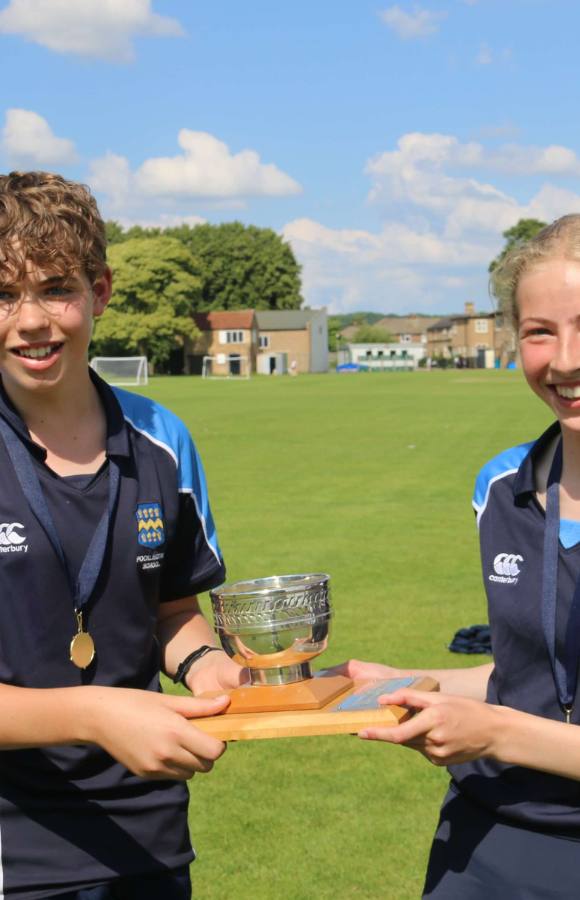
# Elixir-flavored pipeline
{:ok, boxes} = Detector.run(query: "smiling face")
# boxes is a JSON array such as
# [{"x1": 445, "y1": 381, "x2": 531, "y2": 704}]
[
  {"x1": 0, "y1": 259, "x2": 111, "y2": 402},
  {"x1": 517, "y1": 257, "x2": 580, "y2": 431}
]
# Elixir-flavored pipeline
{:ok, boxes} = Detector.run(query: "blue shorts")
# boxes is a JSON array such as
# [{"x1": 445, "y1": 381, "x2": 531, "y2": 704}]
[
  {"x1": 424, "y1": 785, "x2": 580, "y2": 899},
  {"x1": 49, "y1": 866, "x2": 191, "y2": 900}
]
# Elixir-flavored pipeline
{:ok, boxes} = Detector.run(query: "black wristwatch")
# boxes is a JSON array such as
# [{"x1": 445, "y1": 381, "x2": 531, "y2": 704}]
[{"x1": 172, "y1": 645, "x2": 223, "y2": 686}]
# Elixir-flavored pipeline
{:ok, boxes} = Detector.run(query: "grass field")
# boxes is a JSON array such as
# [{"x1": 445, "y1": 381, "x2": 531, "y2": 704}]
[{"x1": 138, "y1": 369, "x2": 551, "y2": 900}]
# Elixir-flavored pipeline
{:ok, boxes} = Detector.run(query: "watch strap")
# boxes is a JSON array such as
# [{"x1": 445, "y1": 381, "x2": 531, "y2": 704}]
[{"x1": 173, "y1": 645, "x2": 223, "y2": 686}]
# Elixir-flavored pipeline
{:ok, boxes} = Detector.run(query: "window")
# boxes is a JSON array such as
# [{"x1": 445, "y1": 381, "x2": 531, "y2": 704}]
[
  {"x1": 226, "y1": 330, "x2": 244, "y2": 344},
  {"x1": 475, "y1": 319, "x2": 489, "y2": 334},
  {"x1": 401, "y1": 334, "x2": 412, "y2": 343},
  {"x1": 259, "y1": 335, "x2": 270, "y2": 349}
]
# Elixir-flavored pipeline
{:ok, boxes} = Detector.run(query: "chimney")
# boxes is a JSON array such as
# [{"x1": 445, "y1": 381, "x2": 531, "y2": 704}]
[{"x1": 464, "y1": 301, "x2": 475, "y2": 316}]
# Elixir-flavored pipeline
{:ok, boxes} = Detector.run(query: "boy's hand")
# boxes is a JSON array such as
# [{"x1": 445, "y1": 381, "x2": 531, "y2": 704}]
[
  {"x1": 85, "y1": 688, "x2": 231, "y2": 781},
  {"x1": 185, "y1": 649, "x2": 249, "y2": 696}
]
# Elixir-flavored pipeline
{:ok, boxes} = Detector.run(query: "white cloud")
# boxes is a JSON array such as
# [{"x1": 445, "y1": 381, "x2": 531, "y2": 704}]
[
  {"x1": 135, "y1": 130, "x2": 302, "y2": 198},
  {"x1": 366, "y1": 132, "x2": 580, "y2": 236},
  {"x1": 88, "y1": 152, "x2": 133, "y2": 202},
  {"x1": 283, "y1": 217, "x2": 495, "y2": 314},
  {"x1": 284, "y1": 218, "x2": 491, "y2": 268},
  {"x1": 476, "y1": 42, "x2": 493, "y2": 65},
  {"x1": 2, "y1": 108, "x2": 78, "y2": 166},
  {"x1": 486, "y1": 144, "x2": 580, "y2": 175},
  {"x1": 0, "y1": 0, "x2": 184, "y2": 63},
  {"x1": 379, "y1": 5, "x2": 447, "y2": 39},
  {"x1": 525, "y1": 184, "x2": 580, "y2": 223},
  {"x1": 88, "y1": 131, "x2": 302, "y2": 212},
  {"x1": 368, "y1": 132, "x2": 580, "y2": 182},
  {"x1": 475, "y1": 122, "x2": 520, "y2": 141},
  {"x1": 283, "y1": 131, "x2": 580, "y2": 314},
  {"x1": 116, "y1": 213, "x2": 207, "y2": 230}
]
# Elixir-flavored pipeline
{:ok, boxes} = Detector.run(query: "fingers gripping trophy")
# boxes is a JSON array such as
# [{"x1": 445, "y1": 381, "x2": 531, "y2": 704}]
[{"x1": 192, "y1": 574, "x2": 437, "y2": 741}]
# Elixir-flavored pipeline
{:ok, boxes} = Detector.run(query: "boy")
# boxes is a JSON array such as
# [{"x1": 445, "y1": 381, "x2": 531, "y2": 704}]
[{"x1": 0, "y1": 171, "x2": 243, "y2": 899}]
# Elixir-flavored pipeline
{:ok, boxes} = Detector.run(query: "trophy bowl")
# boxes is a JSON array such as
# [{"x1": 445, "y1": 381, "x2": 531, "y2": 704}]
[{"x1": 210, "y1": 573, "x2": 331, "y2": 686}]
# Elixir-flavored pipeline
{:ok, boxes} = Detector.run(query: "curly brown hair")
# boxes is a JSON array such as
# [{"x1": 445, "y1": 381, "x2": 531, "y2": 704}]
[
  {"x1": 0, "y1": 171, "x2": 107, "y2": 285},
  {"x1": 491, "y1": 214, "x2": 580, "y2": 325}
]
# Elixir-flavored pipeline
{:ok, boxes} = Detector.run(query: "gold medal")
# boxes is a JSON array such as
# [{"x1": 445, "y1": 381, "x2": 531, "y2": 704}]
[{"x1": 70, "y1": 612, "x2": 95, "y2": 669}]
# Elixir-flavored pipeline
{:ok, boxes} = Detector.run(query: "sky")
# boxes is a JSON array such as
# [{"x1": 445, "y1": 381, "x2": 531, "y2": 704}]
[{"x1": 0, "y1": 0, "x2": 579, "y2": 316}]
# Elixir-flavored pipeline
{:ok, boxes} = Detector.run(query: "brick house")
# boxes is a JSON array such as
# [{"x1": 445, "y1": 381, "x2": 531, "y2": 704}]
[
  {"x1": 184, "y1": 308, "x2": 328, "y2": 375},
  {"x1": 426, "y1": 302, "x2": 515, "y2": 367},
  {"x1": 340, "y1": 314, "x2": 440, "y2": 346},
  {"x1": 254, "y1": 309, "x2": 328, "y2": 374},
  {"x1": 187, "y1": 310, "x2": 258, "y2": 376}
]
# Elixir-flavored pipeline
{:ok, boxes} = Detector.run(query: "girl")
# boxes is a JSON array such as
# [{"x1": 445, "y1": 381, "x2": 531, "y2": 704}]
[{"x1": 340, "y1": 215, "x2": 580, "y2": 898}]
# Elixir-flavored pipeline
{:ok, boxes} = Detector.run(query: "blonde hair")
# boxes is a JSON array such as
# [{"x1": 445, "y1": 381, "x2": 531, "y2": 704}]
[
  {"x1": 491, "y1": 214, "x2": 580, "y2": 324},
  {"x1": 0, "y1": 171, "x2": 107, "y2": 285}
]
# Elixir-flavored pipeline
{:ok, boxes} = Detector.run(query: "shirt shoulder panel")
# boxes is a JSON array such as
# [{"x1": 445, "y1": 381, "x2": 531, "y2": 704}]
[
  {"x1": 112, "y1": 388, "x2": 222, "y2": 565},
  {"x1": 473, "y1": 442, "x2": 534, "y2": 525}
]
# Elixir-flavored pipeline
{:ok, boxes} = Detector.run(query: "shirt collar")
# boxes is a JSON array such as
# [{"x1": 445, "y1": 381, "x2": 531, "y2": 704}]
[
  {"x1": 513, "y1": 420, "x2": 561, "y2": 498},
  {"x1": 0, "y1": 368, "x2": 131, "y2": 461}
]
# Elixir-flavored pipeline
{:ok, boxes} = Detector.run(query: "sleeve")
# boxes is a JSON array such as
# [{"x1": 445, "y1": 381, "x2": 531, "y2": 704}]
[
  {"x1": 160, "y1": 425, "x2": 226, "y2": 601},
  {"x1": 472, "y1": 442, "x2": 534, "y2": 527}
]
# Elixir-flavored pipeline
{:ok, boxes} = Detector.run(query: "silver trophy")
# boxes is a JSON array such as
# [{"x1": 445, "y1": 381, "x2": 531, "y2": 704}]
[
  {"x1": 194, "y1": 573, "x2": 437, "y2": 740},
  {"x1": 210, "y1": 573, "x2": 332, "y2": 687}
]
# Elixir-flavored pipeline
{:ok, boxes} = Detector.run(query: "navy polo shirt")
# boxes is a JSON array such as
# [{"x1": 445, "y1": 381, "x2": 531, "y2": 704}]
[
  {"x1": 0, "y1": 371, "x2": 226, "y2": 898},
  {"x1": 450, "y1": 422, "x2": 580, "y2": 833}
]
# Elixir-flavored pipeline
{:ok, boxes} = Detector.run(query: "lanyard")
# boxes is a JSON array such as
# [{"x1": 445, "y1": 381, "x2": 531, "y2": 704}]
[
  {"x1": 541, "y1": 438, "x2": 580, "y2": 722},
  {"x1": 0, "y1": 416, "x2": 120, "y2": 617}
]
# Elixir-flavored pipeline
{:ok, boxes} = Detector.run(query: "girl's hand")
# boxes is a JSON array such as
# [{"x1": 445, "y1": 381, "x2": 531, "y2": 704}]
[
  {"x1": 323, "y1": 658, "x2": 405, "y2": 681},
  {"x1": 359, "y1": 688, "x2": 501, "y2": 766}
]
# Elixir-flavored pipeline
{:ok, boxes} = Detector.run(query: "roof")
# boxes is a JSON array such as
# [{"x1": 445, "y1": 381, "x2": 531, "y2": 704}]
[
  {"x1": 193, "y1": 310, "x2": 256, "y2": 330},
  {"x1": 427, "y1": 311, "x2": 494, "y2": 332},
  {"x1": 427, "y1": 317, "x2": 455, "y2": 331},
  {"x1": 373, "y1": 315, "x2": 442, "y2": 334},
  {"x1": 340, "y1": 316, "x2": 441, "y2": 339},
  {"x1": 255, "y1": 309, "x2": 320, "y2": 331}
]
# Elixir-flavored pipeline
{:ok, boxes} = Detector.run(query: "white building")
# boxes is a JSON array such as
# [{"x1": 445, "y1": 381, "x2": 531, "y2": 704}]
[{"x1": 347, "y1": 342, "x2": 425, "y2": 371}]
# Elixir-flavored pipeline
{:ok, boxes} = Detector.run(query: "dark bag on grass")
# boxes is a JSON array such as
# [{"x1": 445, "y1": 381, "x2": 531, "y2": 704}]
[{"x1": 448, "y1": 624, "x2": 492, "y2": 655}]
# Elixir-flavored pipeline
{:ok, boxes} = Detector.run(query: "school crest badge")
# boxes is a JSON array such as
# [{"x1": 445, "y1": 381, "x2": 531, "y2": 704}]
[{"x1": 136, "y1": 502, "x2": 165, "y2": 548}]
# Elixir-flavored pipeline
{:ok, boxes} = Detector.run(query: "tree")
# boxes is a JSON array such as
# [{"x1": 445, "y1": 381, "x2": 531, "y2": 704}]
[
  {"x1": 350, "y1": 324, "x2": 394, "y2": 344},
  {"x1": 92, "y1": 237, "x2": 201, "y2": 368},
  {"x1": 164, "y1": 221, "x2": 303, "y2": 311},
  {"x1": 106, "y1": 222, "x2": 165, "y2": 245},
  {"x1": 489, "y1": 218, "x2": 546, "y2": 272},
  {"x1": 105, "y1": 221, "x2": 126, "y2": 245},
  {"x1": 327, "y1": 316, "x2": 344, "y2": 352},
  {"x1": 105, "y1": 220, "x2": 304, "y2": 312}
]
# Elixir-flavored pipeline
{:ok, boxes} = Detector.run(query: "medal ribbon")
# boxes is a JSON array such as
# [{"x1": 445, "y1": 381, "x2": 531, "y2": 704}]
[
  {"x1": 541, "y1": 438, "x2": 580, "y2": 720},
  {"x1": 0, "y1": 416, "x2": 120, "y2": 617}
]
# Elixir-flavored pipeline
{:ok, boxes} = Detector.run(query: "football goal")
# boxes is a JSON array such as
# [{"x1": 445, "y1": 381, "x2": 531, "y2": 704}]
[
  {"x1": 90, "y1": 356, "x2": 149, "y2": 386},
  {"x1": 202, "y1": 354, "x2": 250, "y2": 379}
]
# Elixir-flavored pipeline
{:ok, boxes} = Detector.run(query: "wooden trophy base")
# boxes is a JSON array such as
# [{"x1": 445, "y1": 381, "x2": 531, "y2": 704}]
[{"x1": 191, "y1": 673, "x2": 439, "y2": 741}]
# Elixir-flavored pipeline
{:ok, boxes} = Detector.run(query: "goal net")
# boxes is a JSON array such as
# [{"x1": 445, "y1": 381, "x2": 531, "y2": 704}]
[
  {"x1": 90, "y1": 356, "x2": 149, "y2": 386},
  {"x1": 202, "y1": 354, "x2": 250, "y2": 379}
]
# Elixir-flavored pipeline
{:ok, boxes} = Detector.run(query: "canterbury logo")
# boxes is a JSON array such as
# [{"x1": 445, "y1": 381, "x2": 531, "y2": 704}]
[
  {"x1": 0, "y1": 522, "x2": 25, "y2": 546},
  {"x1": 493, "y1": 553, "x2": 523, "y2": 577},
  {"x1": 489, "y1": 551, "x2": 523, "y2": 585}
]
